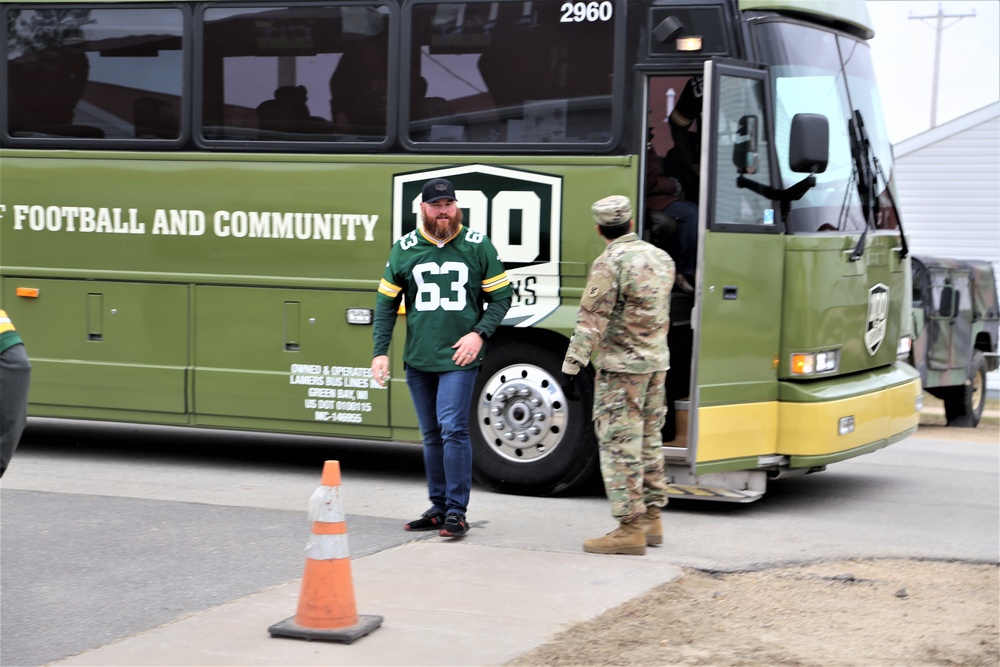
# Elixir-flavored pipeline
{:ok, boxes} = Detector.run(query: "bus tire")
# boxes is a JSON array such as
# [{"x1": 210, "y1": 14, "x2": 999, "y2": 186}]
[
  {"x1": 943, "y1": 351, "x2": 987, "y2": 428},
  {"x1": 470, "y1": 341, "x2": 598, "y2": 496}
]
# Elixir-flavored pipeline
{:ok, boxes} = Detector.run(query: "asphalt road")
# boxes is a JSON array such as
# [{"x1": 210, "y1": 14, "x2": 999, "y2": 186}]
[{"x1": 1, "y1": 419, "x2": 997, "y2": 667}]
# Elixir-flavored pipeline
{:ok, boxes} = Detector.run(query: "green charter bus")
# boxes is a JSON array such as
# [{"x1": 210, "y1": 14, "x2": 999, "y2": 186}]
[{"x1": 0, "y1": 0, "x2": 920, "y2": 500}]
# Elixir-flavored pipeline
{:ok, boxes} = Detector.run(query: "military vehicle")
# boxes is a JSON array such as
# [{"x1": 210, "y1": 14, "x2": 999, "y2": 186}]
[{"x1": 910, "y1": 257, "x2": 999, "y2": 427}]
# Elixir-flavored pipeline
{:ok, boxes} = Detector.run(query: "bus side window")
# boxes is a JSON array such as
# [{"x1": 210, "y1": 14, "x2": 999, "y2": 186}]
[
  {"x1": 5, "y1": 7, "x2": 183, "y2": 142},
  {"x1": 408, "y1": 1, "x2": 614, "y2": 145},
  {"x1": 200, "y1": 5, "x2": 387, "y2": 144}
]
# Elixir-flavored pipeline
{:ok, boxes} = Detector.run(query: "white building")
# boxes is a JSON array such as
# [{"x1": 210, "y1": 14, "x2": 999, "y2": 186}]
[{"x1": 893, "y1": 101, "x2": 1000, "y2": 391}]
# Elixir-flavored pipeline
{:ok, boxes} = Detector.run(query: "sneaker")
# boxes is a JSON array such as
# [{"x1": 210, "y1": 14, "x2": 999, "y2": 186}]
[
  {"x1": 439, "y1": 514, "x2": 469, "y2": 537},
  {"x1": 405, "y1": 509, "x2": 444, "y2": 531}
]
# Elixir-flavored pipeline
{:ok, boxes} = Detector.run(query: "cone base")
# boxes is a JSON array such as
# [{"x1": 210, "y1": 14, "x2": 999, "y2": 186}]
[{"x1": 268, "y1": 614, "x2": 383, "y2": 644}]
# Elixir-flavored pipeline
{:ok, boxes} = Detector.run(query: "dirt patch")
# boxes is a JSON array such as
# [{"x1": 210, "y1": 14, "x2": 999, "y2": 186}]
[{"x1": 509, "y1": 559, "x2": 999, "y2": 667}]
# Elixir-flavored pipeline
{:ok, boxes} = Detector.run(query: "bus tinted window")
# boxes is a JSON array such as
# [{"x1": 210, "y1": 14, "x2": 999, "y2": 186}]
[
  {"x1": 5, "y1": 7, "x2": 184, "y2": 141},
  {"x1": 712, "y1": 74, "x2": 773, "y2": 226},
  {"x1": 200, "y1": 4, "x2": 390, "y2": 144},
  {"x1": 408, "y1": 0, "x2": 616, "y2": 145}
]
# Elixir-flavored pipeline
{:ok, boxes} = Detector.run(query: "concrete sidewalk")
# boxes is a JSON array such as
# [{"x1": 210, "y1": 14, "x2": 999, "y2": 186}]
[{"x1": 52, "y1": 541, "x2": 682, "y2": 666}]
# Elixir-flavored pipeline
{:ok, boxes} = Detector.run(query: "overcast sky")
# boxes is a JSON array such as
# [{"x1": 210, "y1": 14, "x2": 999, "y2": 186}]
[{"x1": 868, "y1": 0, "x2": 1000, "y2": 144}]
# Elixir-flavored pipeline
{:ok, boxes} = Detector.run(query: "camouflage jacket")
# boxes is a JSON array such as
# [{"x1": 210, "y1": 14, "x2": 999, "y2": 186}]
[{"x1": 562, "y1": 233, "x2": 674, "y2": 375}]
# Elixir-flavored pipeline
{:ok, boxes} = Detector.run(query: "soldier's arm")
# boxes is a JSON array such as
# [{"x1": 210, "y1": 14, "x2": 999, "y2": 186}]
[{"x1": 562, "y1": 260, "x2": 617, "y2": 373}]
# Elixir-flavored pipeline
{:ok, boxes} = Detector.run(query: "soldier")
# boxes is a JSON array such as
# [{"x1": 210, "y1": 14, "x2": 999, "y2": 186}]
[
  {"x1": 1, "y1": 309, "x2": 31, "y2": 477},
  {"x1": 561, "y1": 195, "x2": 674, "y2": 555}
]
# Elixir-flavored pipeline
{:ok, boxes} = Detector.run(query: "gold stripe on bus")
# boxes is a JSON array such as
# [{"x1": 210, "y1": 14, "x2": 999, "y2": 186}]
[
  {"x1": 695, "y1": 402, "x2": 779, "y2": 463},
  {"x1": 886, "y1": 379, "x2": 922, "y2": 438},
  {"x1": 776, "y1": 378, "x2": 920, "y2": 457}
]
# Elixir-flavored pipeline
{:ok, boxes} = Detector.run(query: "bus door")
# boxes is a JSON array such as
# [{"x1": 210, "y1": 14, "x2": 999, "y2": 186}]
[
  {"x1": 685, "y1": 60, "x2": 783, "y2": 493},
  {"x1": 642, "y1": 72, "x2": 700, "y2": 455}
]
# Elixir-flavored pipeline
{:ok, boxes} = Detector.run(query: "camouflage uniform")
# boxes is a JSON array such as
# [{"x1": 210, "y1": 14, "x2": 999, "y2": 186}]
[{"x1": 562, "y1": 196, "x2": 675, "y2": 521}]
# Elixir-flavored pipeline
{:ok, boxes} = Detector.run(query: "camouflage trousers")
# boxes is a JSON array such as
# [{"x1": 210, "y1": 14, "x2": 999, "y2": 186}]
[{"x1": 593, "y1": 369, "x2": 668, "y2": 521}]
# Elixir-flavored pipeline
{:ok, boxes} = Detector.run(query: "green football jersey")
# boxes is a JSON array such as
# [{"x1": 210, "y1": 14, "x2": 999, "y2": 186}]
[
  {"x1": 374, "y1": 225, "x2": 513, "y2": 371},
  {"x1": 1, "y1": 309, "x2": 24, "y2": 354}
]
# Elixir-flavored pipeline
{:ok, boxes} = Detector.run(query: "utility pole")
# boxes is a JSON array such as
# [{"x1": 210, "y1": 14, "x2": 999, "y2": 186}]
[{"x1": 909, "y1": 3, "x2": 976, "y2": 128}]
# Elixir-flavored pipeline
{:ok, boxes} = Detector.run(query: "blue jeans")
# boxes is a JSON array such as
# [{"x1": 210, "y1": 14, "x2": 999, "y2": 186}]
[{"x1": 405, "y1": 367, "x2": 478, "y2": 517}]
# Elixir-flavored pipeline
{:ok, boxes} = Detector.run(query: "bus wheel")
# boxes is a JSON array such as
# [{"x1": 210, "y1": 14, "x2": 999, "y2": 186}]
[
  {"x1": 944, "y1": 351, "x2": 988, "y2": 428},
  {"x1": 471, "y1": 342, "x2": 598, "y2": 496}
]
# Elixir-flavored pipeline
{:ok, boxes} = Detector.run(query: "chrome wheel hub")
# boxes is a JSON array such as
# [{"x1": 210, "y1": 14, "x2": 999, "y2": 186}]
[{"x1": 476, "y1": 363, "x2": 569, "y2": 463}]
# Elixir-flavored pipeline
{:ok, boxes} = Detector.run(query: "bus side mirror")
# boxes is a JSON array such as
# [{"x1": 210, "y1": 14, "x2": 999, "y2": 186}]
[
  {"x1": 789, "y1": 113, "x2": 829, "y2": 173},
  {"x1": 732, "y1": 115, "x2": 759, "y2": 174}
]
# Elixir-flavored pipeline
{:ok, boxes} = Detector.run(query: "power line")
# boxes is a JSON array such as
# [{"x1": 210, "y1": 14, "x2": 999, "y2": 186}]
[{"x1": 909, "y1": 3, "x2": 976, "y2": 128}]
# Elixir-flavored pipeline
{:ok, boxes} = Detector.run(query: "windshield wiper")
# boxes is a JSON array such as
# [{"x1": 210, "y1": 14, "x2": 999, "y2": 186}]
[
  {"x1": 847, "y1": 110, "x2": 876, "y2": 260},
  {"x1": 858, "y1": 111, "x2": 909, "y2": 259},
  {"x1": 848, "y1": 110, "x2": 909, "y2": 261}
]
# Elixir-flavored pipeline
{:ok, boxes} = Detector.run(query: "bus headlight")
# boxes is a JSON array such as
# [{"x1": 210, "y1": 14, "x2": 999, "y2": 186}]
[
  {"x1": 791, "y1": 349, "x2": 839, "y2": 375},
  {"x1": 897, "y1": 335, "x2": 912, "y2": 358}
]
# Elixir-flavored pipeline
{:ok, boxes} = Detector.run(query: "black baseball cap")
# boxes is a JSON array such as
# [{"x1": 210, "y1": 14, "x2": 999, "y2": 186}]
[{"x1": 421, "y1": 178, "x2": 457, "y2": 203}]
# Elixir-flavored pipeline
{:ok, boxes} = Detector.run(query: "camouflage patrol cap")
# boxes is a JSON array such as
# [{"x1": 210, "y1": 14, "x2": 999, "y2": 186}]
[{"x1": 591, "y1": 195, "x2": 632, "y2": 226}]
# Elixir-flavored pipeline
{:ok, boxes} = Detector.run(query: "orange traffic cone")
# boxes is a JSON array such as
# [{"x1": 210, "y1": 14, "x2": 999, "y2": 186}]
[{"x1": 268, "y1": 460, "x2": 383, "y2": 643}]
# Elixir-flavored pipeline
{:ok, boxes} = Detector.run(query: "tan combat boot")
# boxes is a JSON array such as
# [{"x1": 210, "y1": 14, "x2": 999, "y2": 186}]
[
  {"x1": 583, "y1": 519, "x2": 646, "y2": 555},
  {"x1": 637, "y1": 505, "x2": 663, "y2": 546}
]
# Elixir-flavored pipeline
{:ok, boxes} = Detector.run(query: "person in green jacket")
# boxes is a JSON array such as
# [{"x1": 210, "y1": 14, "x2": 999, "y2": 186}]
[
  {"x1": 1, "y1": 309, "x2": 31, "y2": 477},
  {"x1": 370, "y1": 178, "x2": 512, "y2": 538}
]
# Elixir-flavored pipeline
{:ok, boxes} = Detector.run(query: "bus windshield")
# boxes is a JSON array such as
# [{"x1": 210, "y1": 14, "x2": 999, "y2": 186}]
[{"x1": 754, "y1": 20, "x2": 898, "y2": 234}]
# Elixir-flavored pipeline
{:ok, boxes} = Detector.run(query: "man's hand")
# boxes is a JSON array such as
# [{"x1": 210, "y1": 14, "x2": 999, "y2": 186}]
[
  {"x1": 371, "y1": 355, "x2": 390, "y2": 387},
  {"x1": 451, "y1": 332, "x2": 484, "y2": 367},
  {"x1": 560, "y1": 372, "x2": 579, "y2": 401}
]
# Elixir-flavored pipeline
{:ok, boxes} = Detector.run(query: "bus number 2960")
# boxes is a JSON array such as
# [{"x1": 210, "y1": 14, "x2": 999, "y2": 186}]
[{"x1": 560, "y1": 1, "x2": 613, "y2": 22}]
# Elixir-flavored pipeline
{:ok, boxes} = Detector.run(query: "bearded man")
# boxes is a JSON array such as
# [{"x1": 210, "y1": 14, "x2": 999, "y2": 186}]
[{"x1": 371, "y1": 178, "x2": 512, "y2": 538}]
